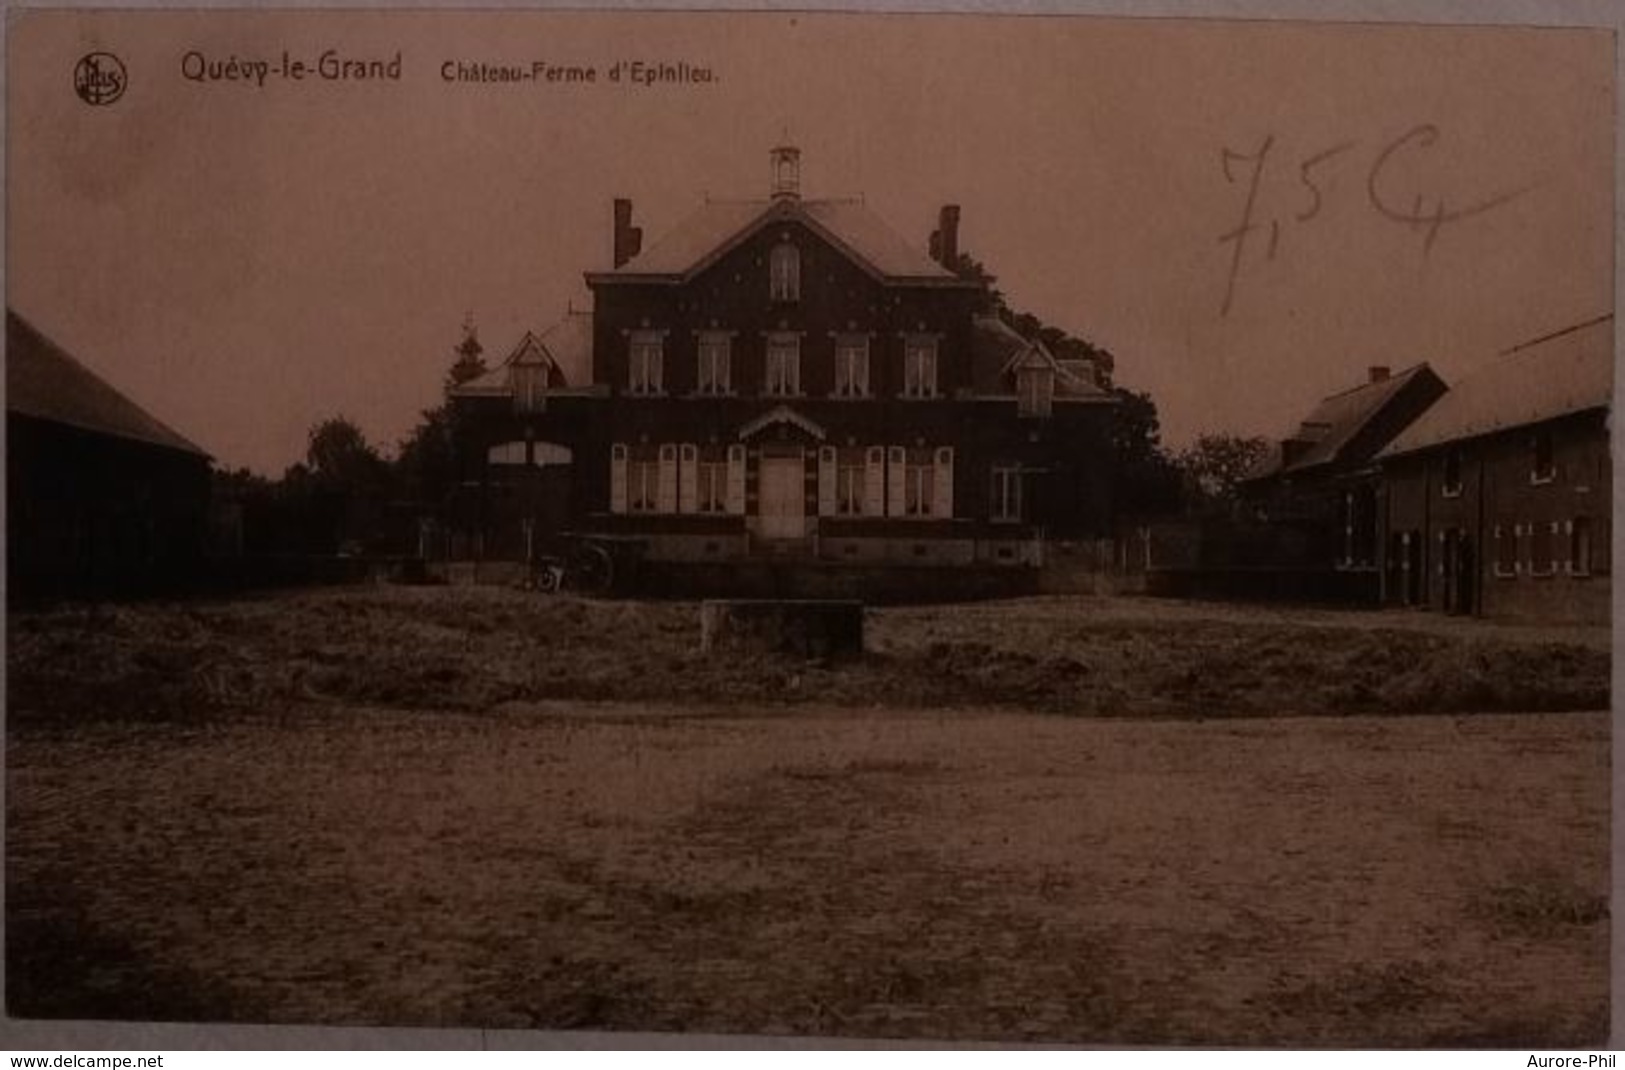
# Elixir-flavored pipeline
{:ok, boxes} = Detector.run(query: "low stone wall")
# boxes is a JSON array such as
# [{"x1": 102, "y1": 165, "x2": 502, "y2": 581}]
[{"x1": 637, "y1": 560, "x2": 1040, "y2": 604}]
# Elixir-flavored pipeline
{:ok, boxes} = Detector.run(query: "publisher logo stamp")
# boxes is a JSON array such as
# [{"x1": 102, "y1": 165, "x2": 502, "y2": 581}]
[{"x1": 74, "y1": 52, "x2": 127, "y2": 106}]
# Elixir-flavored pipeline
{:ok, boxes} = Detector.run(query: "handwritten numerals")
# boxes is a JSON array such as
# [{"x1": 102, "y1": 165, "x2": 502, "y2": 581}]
[
  {"x1": 1295, "y1": 141, "x2": 1356, "y2": 223},
  {"x1": 1366, "y1": 124, "x2": 1535, "y2": 256},
  {"x1": 1217, "y1": 124, "x2": 1535, "y2": 316},
  {"x1": 1217, "y1": 135, "x2": 1276, "y2": 318}
]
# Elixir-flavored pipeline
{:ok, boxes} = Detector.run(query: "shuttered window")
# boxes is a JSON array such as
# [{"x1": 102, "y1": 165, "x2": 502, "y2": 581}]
[
  {"x1": 725, "y1": 445, "x2": 747, "y2": 515},
  {"x1": 609, "y1": 444, "x2": 628, "y2": 514}
]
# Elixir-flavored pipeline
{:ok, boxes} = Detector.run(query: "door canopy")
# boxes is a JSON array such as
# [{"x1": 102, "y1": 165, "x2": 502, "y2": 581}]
[{"x1": 736, "y1": 405, "x2": 826, "y2": 443}]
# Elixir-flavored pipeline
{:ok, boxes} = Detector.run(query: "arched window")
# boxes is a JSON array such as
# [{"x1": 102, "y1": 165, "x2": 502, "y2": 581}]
[{"x1": 769, "y1": 243, "x2": 800, "y2": 302}]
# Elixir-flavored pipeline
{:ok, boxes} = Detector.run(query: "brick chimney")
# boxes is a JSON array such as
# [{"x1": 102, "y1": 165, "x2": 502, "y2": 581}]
[
  {"x1": 929, "y1": 204, "x2": 961, "y2": 269},
  {"x1": 612, "y1": 198, "x2": 643, "y2": 269},
  {"x1": 1368, "y1": 365, "x2": 1391, "y2": 383}
]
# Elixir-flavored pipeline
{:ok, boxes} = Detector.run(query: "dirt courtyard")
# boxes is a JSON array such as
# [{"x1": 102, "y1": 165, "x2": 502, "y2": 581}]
[{"x1": 6, "y1": 588, "x2": 1611, "y2": 1045}]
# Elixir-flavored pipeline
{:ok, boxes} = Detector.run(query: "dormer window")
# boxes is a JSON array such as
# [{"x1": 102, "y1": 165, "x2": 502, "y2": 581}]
[
  {"x1": 770, "y1": 243, "x2": 800, "y2": 302},
  {"x1": 1017, "y1": 366, "x2": 1054, "y2": 417},
  {"x1": 511, "y1": 363, "x2": 545, "y2": 413},
  {"x1": 903, "y1": 335, "x2": 938, "y2": 399}
]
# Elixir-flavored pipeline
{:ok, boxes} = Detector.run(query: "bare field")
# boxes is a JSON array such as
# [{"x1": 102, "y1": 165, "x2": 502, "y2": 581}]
[{"x1": 5, "y1": 588, "x2": 1611, "y2": 1044}]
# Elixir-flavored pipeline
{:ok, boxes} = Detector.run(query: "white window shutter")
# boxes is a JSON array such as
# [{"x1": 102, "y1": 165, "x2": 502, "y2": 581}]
[
  {"x1": 658, "y1": 445, "x2": 678, "y2": 513},
  {"x1": 726, "y1": 445, "x2": 747, "y2": 515},
  {"x1": 679, "y1": 444, "x2": 699, "y2": 514},
  {"x1": 933, "y1": 447, "x2": 954, "y2": 519},
  {"x1": 818, "y1": 446, "x2": 837, "y2": 517},
  {"x1": 864, "y1": 447, "x2": 885, "y2": 517},
  {"x1": 887, "y1": 447, "x2": 906, "y2": 518},
  {"x1": 858, "y1": 345, "x2": 870, "y2": 396},
  {"x1": 610, "y1": 445, "x2": 628, "y2": 514}
]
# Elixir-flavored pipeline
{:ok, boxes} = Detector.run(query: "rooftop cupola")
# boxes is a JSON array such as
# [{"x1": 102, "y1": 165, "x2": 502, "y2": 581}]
[{"x1": 770, "y1": 143, "x2": 801, "y2": 201}]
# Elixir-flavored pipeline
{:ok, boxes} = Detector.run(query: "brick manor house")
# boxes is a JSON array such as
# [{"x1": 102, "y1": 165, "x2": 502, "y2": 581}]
[{"x1": 450, "y1": 146, "x2": 1116, "y2": 572}]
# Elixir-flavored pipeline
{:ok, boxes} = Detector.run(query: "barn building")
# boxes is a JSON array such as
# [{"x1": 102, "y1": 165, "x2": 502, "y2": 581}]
[
  {"x1": 1239, "y1": 362, "x2": 1448, "y2": 599},
  {"x1": 1377, "y1": 314, "x2": 1612, "y2": 622},
  {"x1": 451, "y1": 146, "x2": 1117, "y2": 583},
  {"x1": 7, "y1": 310, "x2": 212, "y2": 598}
]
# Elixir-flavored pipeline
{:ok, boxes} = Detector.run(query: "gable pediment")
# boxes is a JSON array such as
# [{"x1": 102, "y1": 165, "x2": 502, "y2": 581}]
[
  {"x1": 506, "y1": 332, "x2": 552, "y2": 367},
  {"x1": 737, "y1": 405, "x2": 826, "y2": 443}
]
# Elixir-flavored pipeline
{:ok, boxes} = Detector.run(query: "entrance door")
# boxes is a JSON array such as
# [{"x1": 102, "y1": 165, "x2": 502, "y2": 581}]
[{"x1": 758, "y1": 455, "x2": 805, "y2": 539}]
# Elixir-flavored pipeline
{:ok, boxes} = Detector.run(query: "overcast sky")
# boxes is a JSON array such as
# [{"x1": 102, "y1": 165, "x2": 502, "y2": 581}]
[{"x1": 8, "y1": 10, "x2": 1612, "y2": 474}]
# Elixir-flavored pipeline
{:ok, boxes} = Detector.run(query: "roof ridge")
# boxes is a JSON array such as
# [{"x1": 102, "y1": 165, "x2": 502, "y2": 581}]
[
  {"x1": 1317, "y1": 361, "x2": 1426, "y2": 402},
  {"x1": 6, "y1": 309, "x2": 209, "y2": 458},
  {"x1": 1499, "y1": 313, "x2": 1613, "y2": 356}
]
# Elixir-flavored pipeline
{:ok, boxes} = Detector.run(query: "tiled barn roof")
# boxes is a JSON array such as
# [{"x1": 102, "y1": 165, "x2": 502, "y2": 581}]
[
  {"x1": 6, "y1": 309, "x2": 208, "y2": 458},
  {"x1": 1380, "y1": 315, "x2": 1613, "y2": 459},
  {"x1": 1249, "y1": 363, "x2": 1439, "y2": 479}
]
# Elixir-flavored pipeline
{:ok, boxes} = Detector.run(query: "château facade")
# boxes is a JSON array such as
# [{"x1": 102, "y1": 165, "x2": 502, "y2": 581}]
[{"x1": 451, "y1": 146, "x2": 1116, "y2": 572}]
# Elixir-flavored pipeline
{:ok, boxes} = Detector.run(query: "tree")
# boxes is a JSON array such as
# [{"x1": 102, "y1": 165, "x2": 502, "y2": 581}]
[
  {"x1": 445, "y1": 313, "x2": 487, "y2": 391},
  {"x1": 304, "y1": 415, "x2": 387, "y2": 493},
  {"x1": 948, "y1": 252, "x2": 1116, "y2": 383},
  {"x1": 394, "y1": 405, "x2": 460, "y2": 507},
  {"x1": 1111, "y1": 387, "x2": 1185, "y2": 517},
  {"x1": 951, "y1": 249, "x2": 1179, "y2": 517},
  {"x1": 1177, "y1": 432, "x2": 1272, "y2": 511}
]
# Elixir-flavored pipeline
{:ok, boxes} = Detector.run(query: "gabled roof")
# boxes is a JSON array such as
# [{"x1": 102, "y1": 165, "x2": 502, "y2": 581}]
[
  {"x1": 452, "y1": 310, "x2": 589, "y2": 396},
  {"x1": 972, "y1": 315, "x2": 1112, "y2": 401},
  {"x1": 6, "y1": 310, "x2": 208, "y2": 458},
  {"x1": 1249, "y1": 363, "x2": 1441, "y2": 480},
  {"x1": 589, "y1": 197, "x2": 970, "y2": 285},
  {"x1": 1381, "y1": 314, "x2": 1613, "y2": 458}
]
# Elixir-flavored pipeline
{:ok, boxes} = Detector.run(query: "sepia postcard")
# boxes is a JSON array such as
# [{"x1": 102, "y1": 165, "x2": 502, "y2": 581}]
[{"x1": 3, "y1": 4, "x2": 1615, "y2": 1049}]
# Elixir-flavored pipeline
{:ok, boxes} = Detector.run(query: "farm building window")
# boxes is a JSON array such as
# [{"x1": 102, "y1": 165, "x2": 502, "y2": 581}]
[
  {"x1": 1017, "y1": 368, "x2": 1053, "y2": 418},
  {"x1": 1531, "y1": 429, "x2": 1556, "y2": 484},
  {"x1": 1493, "y1": 524, "x2": 1519, "y2": 578},
  {"x1": 628, "y1": 332, "x2": 664, "y2": 395},
  {"x1": 765, "y1": 334, "x2": 801, "y2": 396},
  {"x1": 992, "y1": 466, "x2": 1023, "y2": 522},
  {"x1": 697, "y1": 333, "x2": 732, "y2": 395},
  {"x1": 834, "y1": 335, "x2": 870, "y2": 397},
  {"x1": 1569, "y1": 518, "x2": 1593, "y2": 576},
  {"x1": 903, "y1": 336, "x2": 939, "y2": 399},
  {"x1": 769, "y1": 243, "x2": 801, "y2": 302},
  {"x1": 1441, "y1": 449, "x2": 1463, "y2": 497},
  {"x1": 1528, "y1": 521, "x2": 1557, "y2": 577}
]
